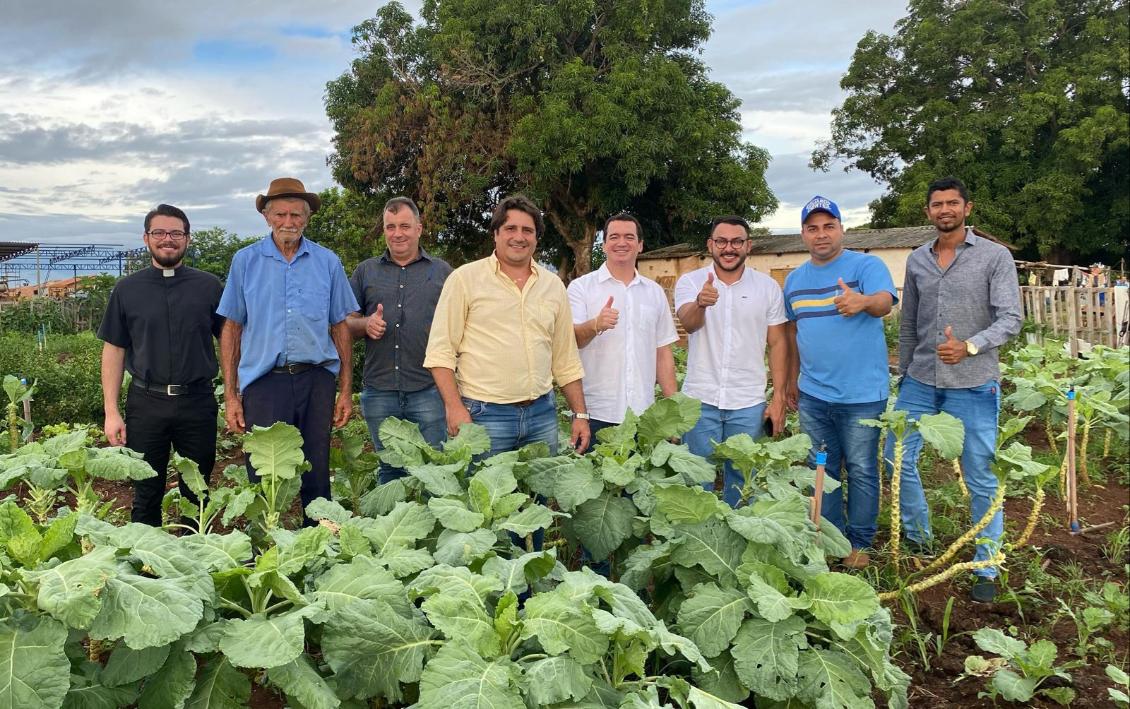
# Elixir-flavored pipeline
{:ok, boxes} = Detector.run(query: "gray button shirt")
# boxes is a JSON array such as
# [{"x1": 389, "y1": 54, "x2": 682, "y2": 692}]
[
  {"x1": 350, "y1": 248, "x2": 452, "y2": 392},
  {"x1": 899, "y1": 229, "x2": 1022, "y2": 388}
]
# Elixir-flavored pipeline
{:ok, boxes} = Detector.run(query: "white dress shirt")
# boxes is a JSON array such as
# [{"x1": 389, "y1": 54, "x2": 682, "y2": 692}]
[
  {"x1": 568, "y1": 265, "x2": 678, "y2": 423},
  {"x1": 674, "y1": 265, "x2": 787, "y2": 409}
]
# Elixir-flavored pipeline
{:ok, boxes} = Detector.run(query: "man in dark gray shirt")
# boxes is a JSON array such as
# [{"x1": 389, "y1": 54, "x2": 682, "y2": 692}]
[
  {"x1": 348, "y1": 197, "x2": 452, "y2": 481},
  {"x1": 889, "y1": 176, "x2": 1021, "y2": 603}
]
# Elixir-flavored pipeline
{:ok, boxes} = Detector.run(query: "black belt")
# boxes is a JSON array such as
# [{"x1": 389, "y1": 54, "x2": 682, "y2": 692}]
[
  {"x1": 271, "y1": 362, "x2": 321, "y2": 375},
  {"x1": 131, "y1": 378, "x2": 213, "y2": 396}
]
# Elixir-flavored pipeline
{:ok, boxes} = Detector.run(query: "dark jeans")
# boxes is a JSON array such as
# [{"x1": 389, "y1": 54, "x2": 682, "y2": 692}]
[
  {"x1": 360, "y1": 385, "x2": 446, "y2": 483},
  {"x1": 125, "y1": 386, "x2": 217, "y2": 526},
  {"x1": 242, "y1": 368, "x2": 335, "y2": 524}
]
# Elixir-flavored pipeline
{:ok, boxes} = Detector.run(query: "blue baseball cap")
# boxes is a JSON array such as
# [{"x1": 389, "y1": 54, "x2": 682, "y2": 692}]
[{"x1": 801, "y1": 195, "x2": 841, "y2": 223}]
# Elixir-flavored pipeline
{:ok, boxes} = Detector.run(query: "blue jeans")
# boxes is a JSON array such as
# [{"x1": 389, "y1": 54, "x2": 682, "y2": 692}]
[
  {"x1": 684, "y1": 402, "x2": 766, "y2": 507},
  {"x1": 463, "y1": 392, "x2": 559, "y2": 458},
  {"x1": 360, "y1": 385, "x2": 446, "y2": 483},
  {"x1": 798, "y1": 392, "x2": 886, "y2": 550},
  {"x1": 886, "y1": 376, "x2": 1002, "y2": 578}
]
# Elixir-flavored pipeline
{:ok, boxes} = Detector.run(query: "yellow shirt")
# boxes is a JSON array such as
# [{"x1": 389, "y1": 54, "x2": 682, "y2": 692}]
[{"x1": 424, "y1": 253, "x2": 584, "y2": 403}]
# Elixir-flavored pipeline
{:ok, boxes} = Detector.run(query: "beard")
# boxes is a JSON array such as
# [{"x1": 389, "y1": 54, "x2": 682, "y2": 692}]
[
  {"x1": 149, "y1": 244, "x2": 185, "y2": 268},
  {"x1": 711, "y1": 253, "x2": 745, "y2": 272}
]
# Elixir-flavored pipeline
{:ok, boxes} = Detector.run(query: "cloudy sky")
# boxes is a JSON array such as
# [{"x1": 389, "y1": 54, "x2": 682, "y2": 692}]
[{"x1": 0, "y1": 0, "x2": 907, "y2": 262}]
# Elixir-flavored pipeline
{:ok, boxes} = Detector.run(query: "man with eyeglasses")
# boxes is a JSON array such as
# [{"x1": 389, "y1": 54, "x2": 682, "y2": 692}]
[
  {"x1": 674, "y1": 216, "x2": 789, "y2": 507},
  {"x1": 218, "y1": 178, "x2": 359, "y2": 525},
  {"x1": 567, "y1": 212, "x2": 678, "y2": 437},
  {"x1": 98, "y1": 204, "x2": 224, "y2": 526},
  {"x1": 783, "y1": 196, "x2": 896, "y2": 569}
]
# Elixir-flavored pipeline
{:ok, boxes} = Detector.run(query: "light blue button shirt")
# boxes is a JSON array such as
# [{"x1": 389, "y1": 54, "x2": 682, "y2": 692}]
[{"x1": 218, "y1": 235, "x2": 359, "y2": 389}]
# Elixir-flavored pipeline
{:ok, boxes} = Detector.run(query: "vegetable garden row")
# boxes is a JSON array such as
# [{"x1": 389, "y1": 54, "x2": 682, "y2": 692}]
[{"x1": 0, "y1": 339, "x2": 1127, "y2": 708}]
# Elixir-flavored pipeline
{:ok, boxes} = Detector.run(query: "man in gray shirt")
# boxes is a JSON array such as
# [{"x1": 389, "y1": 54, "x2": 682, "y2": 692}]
[
  {"x1": 890, "y1": 176, "x2": 1021, "y2": 603},
  {"x1": 348, "y1": 197, "x2": 453, "y2": 481}
]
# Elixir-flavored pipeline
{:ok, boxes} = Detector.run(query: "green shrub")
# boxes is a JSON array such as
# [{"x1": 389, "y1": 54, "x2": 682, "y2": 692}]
[{"x1": 0, "y1": 333, "x2": 103, "y2": 426}]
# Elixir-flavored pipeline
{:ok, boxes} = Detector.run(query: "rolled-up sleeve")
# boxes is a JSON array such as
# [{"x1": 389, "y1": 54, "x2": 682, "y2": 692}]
[
  {"x1": 551, "y1": 288, "x2": 585, "y2": 386},
  {"x1": 423, "y1": 273, "x2": 465, "y2": 371},
  {"x1": 969, "y1": 250, "x2": 1022, "y2": 352}
]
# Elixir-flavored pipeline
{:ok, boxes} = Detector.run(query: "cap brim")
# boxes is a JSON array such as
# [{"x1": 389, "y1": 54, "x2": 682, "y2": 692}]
[{"x1": 256, "y1": 193, "x2": 321, "y2": 214}]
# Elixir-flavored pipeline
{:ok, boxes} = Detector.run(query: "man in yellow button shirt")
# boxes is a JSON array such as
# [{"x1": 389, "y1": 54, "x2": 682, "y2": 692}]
[{"x1": 425, "y1": 194, "x2": 591, "y2": 456}]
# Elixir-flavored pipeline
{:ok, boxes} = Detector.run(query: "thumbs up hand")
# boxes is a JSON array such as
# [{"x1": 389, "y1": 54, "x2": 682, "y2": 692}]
[
  {"x1": 696, "y1": 272, "x2": 719, "y2": 308},
  {"x1": 936, "y1": 325, "x2": 968, "y2": 365},
  {"x1": 593, "y1": 296, "x2": 619, "y2": 334},
  {"x1": 833, "y1": 277, "x2": 866, "y2": 317},
  {"x1": 366, "y1": 303, "x2": 387, "y2": 340}
]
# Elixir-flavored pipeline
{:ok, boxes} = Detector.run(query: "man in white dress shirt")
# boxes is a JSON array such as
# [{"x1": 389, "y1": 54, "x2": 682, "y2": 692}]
[
  {"x1": 568, "y1": 213, "x2": 678, "y2": 437},
  {"x1": 675, "y1": 215, "x2": 789, "y2": 507}
]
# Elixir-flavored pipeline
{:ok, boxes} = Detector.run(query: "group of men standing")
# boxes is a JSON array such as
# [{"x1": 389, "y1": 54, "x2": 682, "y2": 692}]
[{"x1": 99, "y1": 174, "x2": 1020, "y2": 601}]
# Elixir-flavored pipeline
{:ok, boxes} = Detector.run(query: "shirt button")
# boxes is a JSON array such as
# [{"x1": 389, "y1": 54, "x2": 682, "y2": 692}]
[
  {"x1": 399, "y1": 285, "x2": 404, "y2": 288},
  {"x1": 396, "y1": 324, "x2": 400, "y2": 328}
]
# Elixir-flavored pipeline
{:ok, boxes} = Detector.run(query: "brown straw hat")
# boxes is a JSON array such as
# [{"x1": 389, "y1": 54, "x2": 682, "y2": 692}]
[{"x1": 255, "y1": 177, "x2": 321, "y2": 214}]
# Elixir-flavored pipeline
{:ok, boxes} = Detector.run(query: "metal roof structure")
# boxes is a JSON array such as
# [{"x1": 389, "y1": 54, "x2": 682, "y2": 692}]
[{"x1": 0, "y1": 242, "x2": 146, "y2": 286}]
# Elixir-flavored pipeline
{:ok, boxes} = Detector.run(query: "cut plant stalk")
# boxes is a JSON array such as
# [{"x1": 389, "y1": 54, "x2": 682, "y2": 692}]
[
  {"x1": 879, "y1": 550, "x2": 1006, "y2": 602},
  {"x1": 953, "y1": 458, "x2": 968, "y2": 497},
  {"x1": 810, "y1": 447, "x2": 827, "y2": 528},
  {"x1": 918, "y1": 482, "x2": 1006, "y2": 577},
  {"x1": 889, "y1": 434, "x2": 905, "y2": 565}
]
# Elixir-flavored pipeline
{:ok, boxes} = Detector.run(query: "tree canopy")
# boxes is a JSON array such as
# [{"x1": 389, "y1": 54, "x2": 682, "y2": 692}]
[
  {"x1": 325, "y1": 0, "x2": 776, "y2": 277},
  {"x1": 812, "y1": 0, "x2": 1129, "y2": 264}
]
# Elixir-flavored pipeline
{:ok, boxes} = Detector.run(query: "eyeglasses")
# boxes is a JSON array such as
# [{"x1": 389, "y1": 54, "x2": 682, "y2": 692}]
[
  {"x1": 147, "y1": 230, "x2": 188, "y2": 240},
  {"x1": 711, "y1": 237, "x2": 748, "y2": 249}
]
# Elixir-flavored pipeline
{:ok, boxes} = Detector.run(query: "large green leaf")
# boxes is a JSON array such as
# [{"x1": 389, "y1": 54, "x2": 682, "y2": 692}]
[
  {"x1": 971, "y1": 627, "x2": 1027, "y2": 661},
  {"x1": 991, "y1": 669, "x2": 1039, "y2": 703},
  {"x1": 525, "y1": 456, "x2": 603, "y2": 511},
  {"x1": 480, "y1": 550, "x2": 556, "y2": 596},
  {"x1": 796, "y1": 648, "x2": 872, "y2": 709},
  {"x1": 0, "y1": 616, "x2": 70, "y2": 709},
  {"x1": 745, "y1": 567, "x2": 809, "y2": 623},
  {"x1": 669, "y1": 518, "x2": 746, "y2": 583},
  {"x1": 422, "y1": 591, "x2": 499, "y2": 657},
  {"x1": 692, "y1": 651, "x2": 750, "y2": 704},
  {"x1": 804, "y1": 573, "x2": 880, "y2": 634},
  {"x1": 63, "y1": 668, "x2": 138, "y2": 709},
  {"x1": 27, "y1": 546, "x2": 118, "y2": 628},
  {"x1": 655, "y1": 484, "x2": 727, "y2": 525},
  {"x1": 242, "y1": 422, "x2": 307, "y2": 480},
  {"x1": 358, "y1": 478, "x2": 408, "y2": 517},
  {"x1": 183, "y1": 656, "x2": 250, "y2": 709},
  {"x1": 312, "y1": 556, "x2": 409, "y2": 618},
  {"x1": 357, "y1": 501, "x2": 436, "y2": 556},
  {"x1": 411, "y1": 564, "x2": 503, "y2": 603},
  {"x1": 676, "y1": 583, "x2": 751, "y2": 658},
  {"x1": 267, "y1": 656, "x2": 341, "y2": 709},
  {"x1": 521, "y1": 591, "x2": 610, "y2": 664},
  {"x1": 571, "y1": 490, "x2": 636, "y2": 559},
  {"x1": 441, "y1": 423, "x2": 492, "y2": 459},
  {"x1": 85, "y1": 447, "x2": 157, "y2": 481},
  {"x1": 915, "y1": 412, "x2": 964, "y2": 460},
  {"x1": 638, "y1": 393, "x2": 701, "y2": 445},
  {"x1": 407, "y1": 462, "x2": 466, "y2": 497},
  {"x1": 686, "y1": 685, "x2": 746, "y2": 709},
  {"x1": 180, "y1": 532, "x2": 253, "y2": 573},
  {"x1": 89, "y1": 571, "x2": 203, "y2": 649},
  {"x1": 416, "y1": 642, "x2": 524, "y2": 709},
  {"x1": 171, "y1": 453, "x2": 208, "y2": 498},
  {"x1": 731, "y1": 615, "x2": 807, "y2": 701},
  {"x1": 496, "y1": 503, "x2": 557, "y2": 537},
  {"x1": 522, "y1": 655, "x2": 592, "y2": 705},
  {"x1": 650, "y1": 441, "x2": 717, "y2": 484},
  {"x1": 322, "y1": 600, "x2": 434, "y2": 702},
  {"x1": 100, "y1": 643, "x2": 171, "y2": 687},
  {"x1": 136, "y1": 646, "x2": 197, "y2": 709},
  {"x1": 433, "y1": 528, "x2": 497, "y2": 566},
  {"x1": 428, "y1": 497, "x2": 486, "y2": 532},
  {"x1": 468, "y1": 465, "x2": 520, "y2": 521},
  {"x1": 219, "y1": 604, "x2": 323, "y2": 669}
]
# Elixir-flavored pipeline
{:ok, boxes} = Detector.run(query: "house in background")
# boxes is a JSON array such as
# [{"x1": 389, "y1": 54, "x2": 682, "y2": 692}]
[{"x1": 636, "y1": 225, "x2": 938, "y2": 296}]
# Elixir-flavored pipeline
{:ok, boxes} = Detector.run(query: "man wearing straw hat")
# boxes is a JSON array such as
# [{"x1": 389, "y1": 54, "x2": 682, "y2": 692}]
[
  {"x1": 218, "y1": 177, "x2": 359, "y2": 524},
  {"x1": 783, "y1": 195, "x2": 896, "y2": 570},
  {"x1": 890, "y1": 176, "x2": 1022, "y2": 602}
]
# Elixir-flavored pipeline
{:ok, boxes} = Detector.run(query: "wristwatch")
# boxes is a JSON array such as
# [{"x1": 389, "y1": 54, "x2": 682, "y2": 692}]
[
  {"x1": 965, "y1": 340, "x2": 979, "y2": 356},
  {"x1": 572, "y1": 412, "x2": 591, "y2": 420}
]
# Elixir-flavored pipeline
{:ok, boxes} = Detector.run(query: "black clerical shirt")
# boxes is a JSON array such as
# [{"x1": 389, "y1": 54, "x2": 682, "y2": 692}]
[{"x1": 97, "y1": 265, "x2": 224, "y2": 385}]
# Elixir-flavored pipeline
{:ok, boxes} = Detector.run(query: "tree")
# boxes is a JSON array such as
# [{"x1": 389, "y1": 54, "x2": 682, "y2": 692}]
[
  {"x1": 187, "y1": 227, "x2": 257, "y2": 281},
  {"x1": 326, "y1": 0, "x2": 776, "y2": 278},
  {"x1": 812, "y1": 0, "x2": 1129, "y2": 264},
  {"x1": 304, "y1": 187, "x2": 385, "y2": 275}
]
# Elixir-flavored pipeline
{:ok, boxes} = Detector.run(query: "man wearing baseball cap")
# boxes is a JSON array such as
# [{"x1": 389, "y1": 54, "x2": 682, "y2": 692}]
[
  {"x1": 783, "y1": 195, "x2": 897, "y2": 568},
  {"x1": 218, "y1": 177, "x2": 359, "y2": 524}
]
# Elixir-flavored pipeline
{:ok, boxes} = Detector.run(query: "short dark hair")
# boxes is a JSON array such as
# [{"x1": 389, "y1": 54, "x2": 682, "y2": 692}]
[
  {"x1": 710, "y1": 215, "x2": 750, "y2": 237},
  {"x1": 602, "y1": 211, "x2": 642, "y2": 240},
  {"x1": 489, "y1": 194, "x2": 544, "y2": 238},
  {"x1": 926, "y1": 177, "x2": 970, "y2": 204},
  {"x1": 144, "y1": 204, "x2": 189, "y2": 233},
  {"x1": 384, "y1": 196, "x2": 420, "y2": 220}
]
